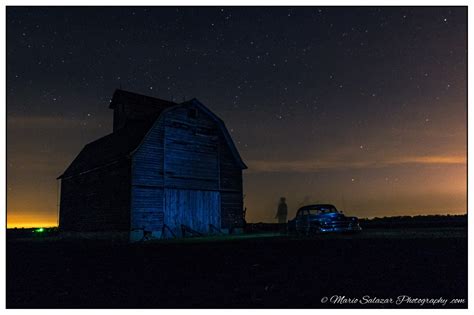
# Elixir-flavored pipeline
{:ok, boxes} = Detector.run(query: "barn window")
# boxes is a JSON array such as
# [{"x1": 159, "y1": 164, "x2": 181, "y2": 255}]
[{"x1": 188, "y1": 108, "x2": 198, "y2": 119}]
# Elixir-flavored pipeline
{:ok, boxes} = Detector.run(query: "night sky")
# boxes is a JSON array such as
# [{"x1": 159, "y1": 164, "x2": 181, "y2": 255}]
[{"x1": 7, "y1": 6, "x2": 467, "y2": 227}]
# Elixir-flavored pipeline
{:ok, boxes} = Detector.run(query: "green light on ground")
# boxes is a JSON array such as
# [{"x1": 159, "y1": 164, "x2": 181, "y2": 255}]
[{"x1": 34, "y1": 228, "x2": 45, "y2": 233}]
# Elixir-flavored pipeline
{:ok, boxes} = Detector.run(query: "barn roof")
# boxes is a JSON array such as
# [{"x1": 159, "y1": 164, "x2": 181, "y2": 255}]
[
  {"x1": 176, "y1": 98, "x2": 247, "y2": 169},
  {"x1": 58, "y1": 121, "x2": 153, "y2": 179},
  {"x1": 58, "y1": 90, "x2": 247, "y2": 179}
]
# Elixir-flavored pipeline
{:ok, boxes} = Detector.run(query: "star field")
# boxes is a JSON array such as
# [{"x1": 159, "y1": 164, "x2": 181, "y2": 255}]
[{"x1": 6, "y1": 6, "x2": 467, "y2": 226}]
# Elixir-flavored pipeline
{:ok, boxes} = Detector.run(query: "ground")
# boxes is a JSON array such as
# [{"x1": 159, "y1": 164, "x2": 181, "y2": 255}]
[{"x1": 7, "y1": 227, "x2": 467, "y2": 308}]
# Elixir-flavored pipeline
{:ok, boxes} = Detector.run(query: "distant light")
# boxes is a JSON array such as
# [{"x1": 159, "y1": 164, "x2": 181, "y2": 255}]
[{"x1": 34, "y1": 228, "x2": 45, "y2": 233}]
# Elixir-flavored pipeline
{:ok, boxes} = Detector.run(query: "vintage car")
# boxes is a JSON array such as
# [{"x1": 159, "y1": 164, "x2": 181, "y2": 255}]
[{"x1": 287, "y1": 204, "x2": 361, "y2": 235}]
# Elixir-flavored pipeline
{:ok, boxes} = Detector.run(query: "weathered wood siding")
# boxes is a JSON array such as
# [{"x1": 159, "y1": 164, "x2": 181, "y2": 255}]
[
  {"x1": 132, "y1": 117, "x2": 165, "y2": 187},
  {"x1": 162, "y1": 106, "x2": 221, "y2": 233},
  {"x1": 164, "y1": 188, "x2": 220, "y2": 235},
  {"x1": 219, "y1": 137, "x2": 244, "y2": 229},
  {"x1": 130, "y1": 103, "x2": 244, "y2": 234},
  {"x1": 130, "y1": 116, "x2": 165, "y2": 232},
  {"x1": 130, "y1": 186, "x2": 164, "y2": 232},
  {"x1": 163, "y1": 106, "x2": 219, "y2": 190},
  {"x1": 59, "y1": 159, "x2": 131, "y2": 231}
]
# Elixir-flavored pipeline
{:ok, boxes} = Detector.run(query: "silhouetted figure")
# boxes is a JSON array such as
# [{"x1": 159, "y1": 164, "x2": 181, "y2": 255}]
[
  {"x1": 243, "y1": 207, "x2": 247, "y2": 225},
  {"x1": 276, "y1": 197, "x2": 288, "y2": 224}
]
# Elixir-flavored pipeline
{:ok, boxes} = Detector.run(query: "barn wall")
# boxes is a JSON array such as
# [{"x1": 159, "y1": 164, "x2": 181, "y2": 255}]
[
  {"x1": 219, "y1": 138, "x2": 244, "y2": 229},
  {"x1": 161, "y1": 105, "x2": 221, "y2": 235},
  {"x1": 130, "y1": 103, "x2": 244, "y2": 237},
  {"x1": 130, "y1": 186, "x2": 164, "y2": 232},
  {"x1": 132, "y1": 116, "x2": 165, "y2": 187},
  {"x1": 164, "y1": 188, "x2": 220, "y2": 236},
  {"x1": 163, "y1": 106, "x2": 220, "y2": 190},
  {"x1": 130, "y1": 116, "x2": 165, "y2": 233},
  {"x1": 59, "y1": 159, "x2": 131, "y2": 231}
]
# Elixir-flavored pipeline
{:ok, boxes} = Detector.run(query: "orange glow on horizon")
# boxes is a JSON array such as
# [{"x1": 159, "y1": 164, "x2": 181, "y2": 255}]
[{"x1": 7, "y1": 213, "x2": 58, "y2": 229}]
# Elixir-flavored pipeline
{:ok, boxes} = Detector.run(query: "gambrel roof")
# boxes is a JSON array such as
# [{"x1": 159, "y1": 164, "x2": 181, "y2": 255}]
[{"x1": 58, "y1": 90, "x2": 247, "y2": 179}]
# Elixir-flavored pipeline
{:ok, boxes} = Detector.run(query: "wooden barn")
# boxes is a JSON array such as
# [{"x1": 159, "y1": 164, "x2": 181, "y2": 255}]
[{"x1": 58, "y1": 89, "x2": 247, "y2": 240}]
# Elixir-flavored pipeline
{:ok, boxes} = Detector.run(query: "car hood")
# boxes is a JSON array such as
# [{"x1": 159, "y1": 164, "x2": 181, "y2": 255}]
[{"x1": 314, "y1": 212, "x2": 355, "y2": 221}]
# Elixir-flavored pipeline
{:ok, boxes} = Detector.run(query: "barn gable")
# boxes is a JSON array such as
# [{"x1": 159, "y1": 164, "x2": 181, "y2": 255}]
[
  {"x1": 131, "y1": 98, "x2": 247, "y2": 170},
  {"x1": 130, "y1": 99, "x2": 246, "y2": 237}
]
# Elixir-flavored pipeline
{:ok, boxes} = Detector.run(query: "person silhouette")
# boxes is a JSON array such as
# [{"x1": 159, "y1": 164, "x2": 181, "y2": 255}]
[{"x1": 276, "y1": 197, "x2": 288, "y2": 224}]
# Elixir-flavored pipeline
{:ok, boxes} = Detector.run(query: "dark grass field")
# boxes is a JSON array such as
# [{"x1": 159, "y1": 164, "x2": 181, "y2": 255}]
[{"x1": 7, "y1": 227, "x2": 467, "y2": 308}]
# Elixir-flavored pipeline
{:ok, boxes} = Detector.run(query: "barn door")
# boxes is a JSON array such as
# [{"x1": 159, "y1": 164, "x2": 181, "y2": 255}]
[{"x1": 164, "y1": 188, "x2": 220, "y2": 236}]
